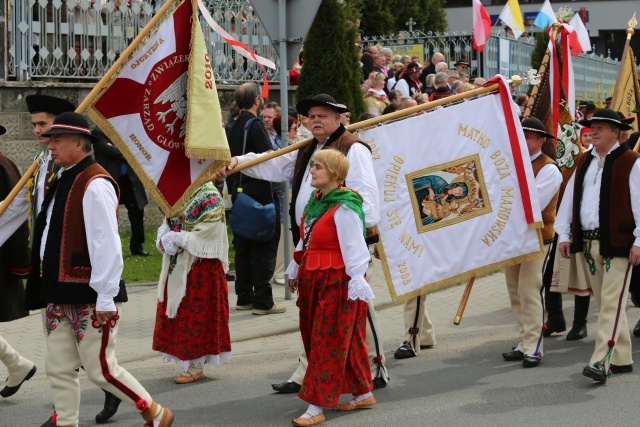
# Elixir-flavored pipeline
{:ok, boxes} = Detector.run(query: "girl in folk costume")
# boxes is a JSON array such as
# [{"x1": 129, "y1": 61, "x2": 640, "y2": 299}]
[
  {"x1": 363, "y1": 72, "x2": 390, "y2": 117},
  {"x1": 153, "y1": 182, "x2": 231, "y2": 383},
  {"x1": 286, "y1": 149, "x2": 376, "y2": 427}
]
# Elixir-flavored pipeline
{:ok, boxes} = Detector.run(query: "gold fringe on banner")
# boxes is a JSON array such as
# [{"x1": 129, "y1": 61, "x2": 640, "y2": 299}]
[{"x1": 378, "y1": 230, "x2": 544, "y2": 304}]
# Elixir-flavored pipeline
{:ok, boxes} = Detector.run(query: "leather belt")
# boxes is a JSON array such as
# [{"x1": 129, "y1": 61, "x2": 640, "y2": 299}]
[{"x1": 583, "y1": 228, "x2": 600, "y2": 240}]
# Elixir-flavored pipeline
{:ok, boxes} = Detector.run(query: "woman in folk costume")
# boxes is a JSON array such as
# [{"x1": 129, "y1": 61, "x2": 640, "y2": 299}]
[
  {"x1": 153, "y1": 181, "x2": 231, "y2": 384},
  {"x1": 286, "y1": 149, "x2": 376, "y2": 427}
]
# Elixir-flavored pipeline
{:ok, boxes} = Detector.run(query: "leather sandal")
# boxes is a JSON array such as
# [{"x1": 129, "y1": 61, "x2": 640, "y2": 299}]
[
  {"x1": 292, "y1": 412, "x2": 325, "y2": 426},
  {"x1": 173, "y1": 372, "x2": 205, "y2": 384},
  {"x1": 141, "y1": 401, "x2": 174, "y2": 427},
  {"x1": 335, "y1": 394, "x2": 376, "y2": 411}
]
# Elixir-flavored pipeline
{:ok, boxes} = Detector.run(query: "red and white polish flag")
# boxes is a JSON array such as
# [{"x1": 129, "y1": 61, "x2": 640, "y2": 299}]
[{"x1": 473, "y1": 0, "x2": 492, "y2": 52}]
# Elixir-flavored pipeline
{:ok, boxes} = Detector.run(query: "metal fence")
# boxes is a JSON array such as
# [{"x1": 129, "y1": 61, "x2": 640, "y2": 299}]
[
  {"x1": 361, "y1": 29, "x2": 624, "y2": 100},
  {"x1": 3, "y1": 0, "x2": 628, "y2": 101},
  {"x1": 6, "y1": 0, "x2": 279, "y2": 82}
]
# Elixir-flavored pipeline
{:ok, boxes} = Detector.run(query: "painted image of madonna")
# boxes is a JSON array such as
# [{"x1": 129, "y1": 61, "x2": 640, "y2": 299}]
[{"x1": 413, "y1": 176, "x2": 469, "y2": 225}]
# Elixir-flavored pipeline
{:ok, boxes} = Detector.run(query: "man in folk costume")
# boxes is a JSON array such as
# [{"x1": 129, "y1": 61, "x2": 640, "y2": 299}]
[
  {"x1": 556, "y1": 108, "x2": 639, "y2": 383},
  {"x1": 502, "y1": 118, "x2": 562, "y2": 367},
  {"x1": 0, "y1": 95, "x2": 124, "y2": 425},
  {"x1": 24, "y1": 112, "x2": 173, "y2": 427},
  {"x1": 219, "y1": 94, "x2": 389, "y2": 392},
  {"x1": 0, "y1": 124, "x2": 37, "y2": 399},
  {"x1": 393, "y1": 61, "x2": 422, "y2": 98}
]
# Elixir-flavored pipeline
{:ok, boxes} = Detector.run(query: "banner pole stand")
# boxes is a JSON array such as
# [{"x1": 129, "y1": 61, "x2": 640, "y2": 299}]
[{"x1": 454, "y1": 275, "x2": 476, "y2": 325}]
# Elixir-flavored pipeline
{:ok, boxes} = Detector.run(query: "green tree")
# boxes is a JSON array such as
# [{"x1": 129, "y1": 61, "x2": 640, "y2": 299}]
[
  {"x1": 357, "y1": 0, "x2": 394, "y2": 36},
  {"x1": 531, "y1": 31, "x2": 549, "y2": 71},
  {"x1": 424, "y1": 0, "x2": 448, "y2": 33},
  {"x1": 297, "y1": 0, "x2": 364, "y2": 116}
]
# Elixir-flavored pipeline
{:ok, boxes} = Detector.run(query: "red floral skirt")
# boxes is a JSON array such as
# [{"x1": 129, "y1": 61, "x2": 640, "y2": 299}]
[
  {"x1": 153, "y1": 258, "x2": 231, "y2": 365},
  {"x1": 296, "y1": 267, "x2": 372, "y2": 407}
]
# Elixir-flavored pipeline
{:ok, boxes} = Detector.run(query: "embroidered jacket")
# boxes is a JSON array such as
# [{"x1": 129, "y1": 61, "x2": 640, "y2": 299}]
[
  {"x1": 570, "y1": 145, "x2": 639, "y2": 257},
  {"x1": 25, "y1": 157, "x2": 118, "y2": 308}
]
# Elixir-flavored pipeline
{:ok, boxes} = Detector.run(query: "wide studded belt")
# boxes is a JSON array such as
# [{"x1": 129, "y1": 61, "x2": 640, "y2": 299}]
[{"x1": 583, "y1": 228, "x2": 600, "y2": 240}]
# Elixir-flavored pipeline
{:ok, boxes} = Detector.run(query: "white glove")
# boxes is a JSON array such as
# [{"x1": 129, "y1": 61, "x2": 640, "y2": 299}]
[
  {"x1": 156, "y1": 223, "x2": 170, "y2": 253},
  {"x1": 160, "y1": 231, "x2": 185, "y2": 256}
]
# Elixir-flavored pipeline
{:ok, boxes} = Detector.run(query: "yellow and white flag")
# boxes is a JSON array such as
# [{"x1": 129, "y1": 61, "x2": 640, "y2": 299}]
[{"x1": 499, "y1": 0, "x2": 525, "y2": 38}]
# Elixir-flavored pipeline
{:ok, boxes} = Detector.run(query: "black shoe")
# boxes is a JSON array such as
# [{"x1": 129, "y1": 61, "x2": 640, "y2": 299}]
[
  {"x1": 566, "y1": 323, "x2": 588, "y2": 341},
  {"x1": 372, "y1": 376, "x2": 388, "y2": 390},
  {"x1": 39, "y1": 416, "x2": 56, "y2": 427},
  {"x1": 633, "y1": 319, "x2": 640, "y2": 338},
  {"x1": 522, "y1": 355, "x2": 541, "y2": 368},
  {"x1": 394, "y1": 342, "x2": 417, "y2": 359},
  {"x1": 130, "y1": 246, "x2": 150, "y2": 256},
  {"x1": 582, "y1": 364, "x2": 607, "y2": 383},
  {"x1": 271, "y1": 381, "x2": 301, "y2": 393},
  {"x1": 631, "y1": 293, "x2": 640, "y2": 308},
  {"x1": 95, "y1": 390, "x2": 121, "y2": 423},
  {"x1": 610, "y1": 364, "x2": 633, "y2": 374},
  {"x1": 543, "y1": 319, "x2": 567, "y2": 337},
  {"x1": 502, "y1": 349, "x2": 525, "y2": 361},
  {"x1": 0, "y1": 365, "x2": 36, "y2": 398}
]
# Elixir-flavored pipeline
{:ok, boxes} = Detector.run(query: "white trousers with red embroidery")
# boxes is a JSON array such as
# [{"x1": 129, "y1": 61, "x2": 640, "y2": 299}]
[{"x1": 44, "y1": 302, "x2": 152, "y2": 426}]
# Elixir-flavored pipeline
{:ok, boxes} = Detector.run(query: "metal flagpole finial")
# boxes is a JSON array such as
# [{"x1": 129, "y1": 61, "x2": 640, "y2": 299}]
[
  {"x1": 522, "y1": 69, "x2": 541, "y2": 86},
  {"x1": 556, "y1": 7, "x2": 574, "y2": 23},
  {"x1": 510, "y1": 75, "x2": 523, "y2": 87},
  {"x1": 627, "y1": 12, "x2": 637, "y2": 37}
]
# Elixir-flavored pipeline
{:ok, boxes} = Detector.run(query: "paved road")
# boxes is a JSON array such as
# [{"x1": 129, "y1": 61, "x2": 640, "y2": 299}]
[{"x1": 2, "y1": 262, "x2": 640, "y2": 426}]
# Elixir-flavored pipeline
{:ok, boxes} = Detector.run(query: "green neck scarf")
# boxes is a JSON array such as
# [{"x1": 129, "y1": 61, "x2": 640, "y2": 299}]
[{"x1": 303, "y1": 187, "x2": 366, "y2": 237}]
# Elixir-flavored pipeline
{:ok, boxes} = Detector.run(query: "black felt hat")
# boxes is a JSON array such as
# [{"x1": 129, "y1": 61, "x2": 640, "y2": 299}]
[
  {"x1": 26, "y1": 95, "x2": 75, "y2": 115},
  {"x1": 454, "y1": 60, "x2": 470, "y2": 67},
  {"x1": 521, "y1": 117, "x2": 555, "y2": 139},
  {"x1": 0, "y1": 125, "x2": 5, "y2": 136},
  {"x1": 296, "y1": 94, "x2": 350, "y2": 116},
  {"x1": 41, "y1": 112, "x2": 97, "y2": 141},
  {"x1": 617, "y1": 111, "x2": 635, "y2": 124},
  {"x1": 578, "y1": 108, "x2": 633, "y2": 130}
]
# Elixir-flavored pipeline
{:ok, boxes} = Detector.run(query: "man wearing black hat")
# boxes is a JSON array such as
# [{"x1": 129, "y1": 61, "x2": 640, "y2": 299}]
[
  {"x1": 454, "y1": 60, "x2": 469, "y2": 74},
  {"x1": 556, "y1": 108, "x2": 639, "y2": 383},
  {"x1": 24, "y1": 112, "x2": 173, "y2": 427},
  {"x1": 0, "y1": 95, "x2": 75, "y2": 245},
  {"x1": 218, "y1": 93, "x2": 389, "y2": 392},
  {"x1": 0, "y1": 124, "x2": 37, "y2": 399},
  {"x1": 394, "y1": 61, "x2": 423, "y2": 98},
  {"x1": 501, "y1": 118, "x2": 562, "y2": 368},
  {"x1": 0, "y1": 95, "x2": 123, "y2": 424}
]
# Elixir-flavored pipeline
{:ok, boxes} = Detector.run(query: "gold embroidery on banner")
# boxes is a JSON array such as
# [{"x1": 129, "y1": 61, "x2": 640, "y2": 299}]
[{"x1": 405, "y1": 154, "x2": 492, "y2": 234}]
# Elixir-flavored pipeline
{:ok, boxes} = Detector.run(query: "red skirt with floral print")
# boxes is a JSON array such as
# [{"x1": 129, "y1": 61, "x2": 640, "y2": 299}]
[
  {"x1": 296, "y1": 267, "x2": 372, "y2": 407},
  {"x1": 153, "y1": 258, "x2": 231, "y2": 362}
]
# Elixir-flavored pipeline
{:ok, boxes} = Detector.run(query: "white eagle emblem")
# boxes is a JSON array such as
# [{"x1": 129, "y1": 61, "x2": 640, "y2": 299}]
[{"x1": 154, "y1": 71, "x2": 188, "y2": 138}]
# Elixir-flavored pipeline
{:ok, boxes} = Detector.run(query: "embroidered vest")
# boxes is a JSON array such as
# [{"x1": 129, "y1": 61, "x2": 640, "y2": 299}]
[
  {"x1": 570, "y1": 145, "x2": 638, "y2": 257},
  {"x1": 26, "y1": 156, "x2": 119, "y2": 307},
  {"x1": 297, "y1": 204, "x2": 344, "y2": 271},
  {"x1": 289, "y1": 127, "x2": 370, "y2": 244},
  {"x1": 531, "y1": 154, "x2": 560, "y2": 244}
]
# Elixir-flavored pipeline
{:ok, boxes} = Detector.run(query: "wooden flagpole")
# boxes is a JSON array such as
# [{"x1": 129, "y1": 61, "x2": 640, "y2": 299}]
[
  {"x1": 0, "y1": 0, "x2": 181, "y2": 218},
  {"x1": 225, "y1": 76, "x2": 523, "y2": 176},
  {"x1": 523, "y1": 22, "x2": 562, "y2": 118}
]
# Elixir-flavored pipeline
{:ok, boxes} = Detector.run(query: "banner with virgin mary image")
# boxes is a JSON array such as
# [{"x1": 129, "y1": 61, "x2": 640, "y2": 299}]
[{"x1": 359, "y1": 76, "x2": 545, "y2": 303}]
